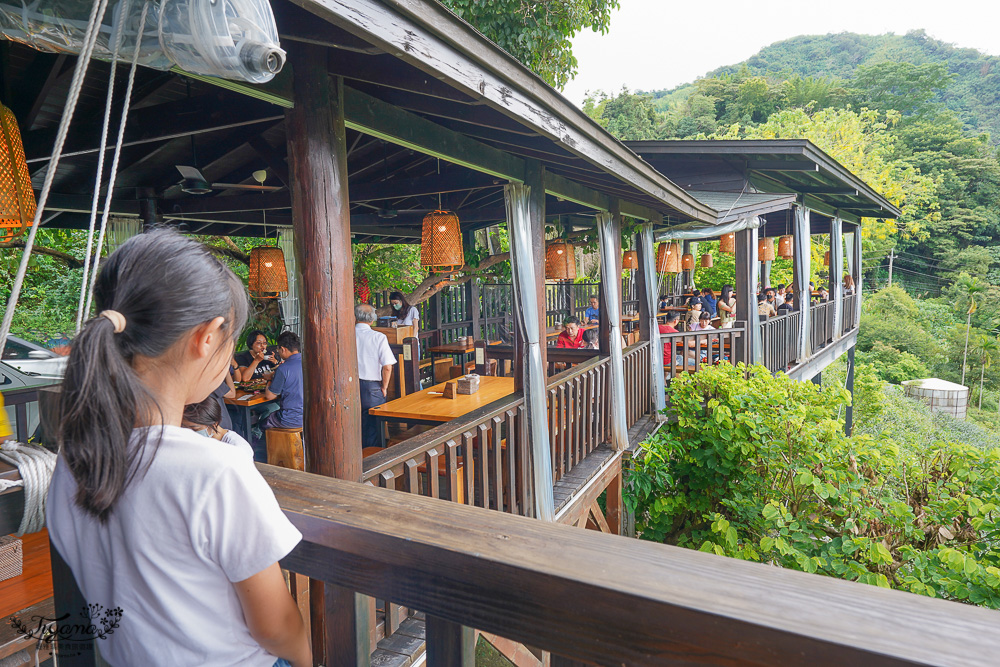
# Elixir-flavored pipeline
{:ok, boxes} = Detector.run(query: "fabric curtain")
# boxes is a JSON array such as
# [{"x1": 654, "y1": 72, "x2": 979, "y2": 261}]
[
  {"x1": 748, "y1": 221, "x2": 763, "y2": 365},
  {"x1": 794, "y1": 207, "x2": 811, "y2": 361},
  {"x1": 505, "y1": 183, "x2": 554, "y2": 521},
  {"x1": 640, "y1": 223, "x2": 666, "y2": 413},
  {"x1": 830, "y1": 216, "x2": 843, "y2": 340},
  {"x1": 598, "y1": 211, "x2": 629, "y2": 451},
  {"x1": 277, "y1": 228, "x2": 302, "y2": 340},
  {"x1": 656, "y1": 214, "x2": 762, "y2": 242},
  {"x1": 762, "y1": 260, "x2": 772, "y2": 291}
]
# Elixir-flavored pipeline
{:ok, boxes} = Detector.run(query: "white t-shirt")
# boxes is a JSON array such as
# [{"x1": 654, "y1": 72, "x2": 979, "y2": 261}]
[
  {"x1": 399, "y1": 305, "x2": 419, "y2": 326},
  {"x1": 355, "y1": 323, "x2": 397, "y2": 381},
  {"x1": 47, "y1": 425, "x2": 302, "y2": 667},
  {"x1": 221, "y1": 429, "x2": 255, "y2": 458}
]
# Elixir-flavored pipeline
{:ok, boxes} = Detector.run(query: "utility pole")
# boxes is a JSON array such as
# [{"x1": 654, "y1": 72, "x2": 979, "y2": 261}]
[{"x1": 887, "y1": 248, "x2": 895, "y2": 287}]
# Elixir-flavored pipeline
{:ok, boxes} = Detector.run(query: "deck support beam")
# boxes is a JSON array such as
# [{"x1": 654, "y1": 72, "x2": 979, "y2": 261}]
[{"x1": 286, "y1": 43, "x2": 365, "y2": 665}]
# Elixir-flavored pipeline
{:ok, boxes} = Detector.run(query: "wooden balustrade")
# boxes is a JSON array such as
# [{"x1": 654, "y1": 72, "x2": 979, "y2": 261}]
[
  {"x1": 842, "y1": 293, "x2": 858, "y2": 335},
  {"x1": 659, "y1": 326, "x2": 744, "y2": 381},
  {"x1": 546, "y1": 356, "x2": 610, "y2": 483},
  {"x1": 622, "y1": 341, "x2": 652, "y2": 427},
  {"x1": 761, "y1": 311, "x2": 800, "y2": 373},
  {"x1": 0, "y1": 386, "x2": 42, "y2": 443},
  {"x1": 810, "y1": 301, "x2": 836, "y2": 351},
  {"x1": 261, "y1": 468, "x2": 1000, "y2": 667}
]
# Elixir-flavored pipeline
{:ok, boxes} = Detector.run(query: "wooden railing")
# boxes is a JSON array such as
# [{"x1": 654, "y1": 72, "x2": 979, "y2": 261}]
[
  {"x1": 660, "y1": 326, "x2": 745, "y2": 382},
  {"x1": 546, "y1": 356, "x2": 610, "y2": 483},
  {"x1": 843, "y1": 293, "x2": 858, "y2": 335},
  {"x1": 622, "y1": 341, "x2": 652, "y2": 427},
  {"x1": 0, "y1": 385, "x2": 43, "y2": 443},
  {"x1": 260, "y1": 469, "x2": 1000, "y2": 666},
  {"x1": 810, "y1": 300, "x2": 836, "y2": 351},
  {"x1": 761, "y1": 311, "x2": 800, "y2": 373}
]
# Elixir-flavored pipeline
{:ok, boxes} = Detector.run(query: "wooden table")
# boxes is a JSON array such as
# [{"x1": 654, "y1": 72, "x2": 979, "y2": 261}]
[
  {"x1": 225, "y1": 390, "x2": 278, "y2": 442},
  {"x1": 427, "y1": 339, "x2": 499, "y2": 370},
  {"x1": 369, "y1": 376, "x2": 515, "y2": 446}
]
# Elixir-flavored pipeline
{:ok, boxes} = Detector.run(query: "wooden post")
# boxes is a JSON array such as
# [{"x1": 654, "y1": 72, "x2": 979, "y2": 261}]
[
  {"x1": 681, "y1": 239, "x2": 692, "y2": 290},
  {"x1": 734, "y1": 227, "x2": 758, "y2": 365},
  {"x1": 426, "y1": 616, "x2": 475, "y2": 666},
  {"x1": 285, "y1": 43, "x2": 365, "y2": 665}
]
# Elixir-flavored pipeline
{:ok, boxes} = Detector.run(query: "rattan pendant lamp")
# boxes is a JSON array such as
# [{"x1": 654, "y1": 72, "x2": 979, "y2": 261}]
[
  {"x1": 656, "y1": 241, "x2": 681, "y2": 273},
  {"x1": 421, "y1": 159, "x2": 466, "y2": 273},
  {"x1": 719, "y1": 232, "x2": 735, "y2": 254},
  {"x1": 622, "y1": 249, "x2": 638, "y2": 270},
  {"x1": 545, "y1": 216, "x2": 576, "y2": 280},
  {"x1": 758, "y1": 237, "x2": 775, "y2": 262},
  {"x1": 700, "y1": 252, "x2": 713, "y2": 268},
  {"x1": 777, "y1": 211, "x2": 793, "y2": 259},
  {"x1": 248, "y1": 170, "x2": 288, "y2": 298},
  {"x1": 0, "y1": 101, "x2": 36, "y2": 242}
]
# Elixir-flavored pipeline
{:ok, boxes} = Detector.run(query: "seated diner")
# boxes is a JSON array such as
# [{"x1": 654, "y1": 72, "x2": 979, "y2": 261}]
[
  {"x1": 584, "y1": 295, "x2": 600, "y2": 324},
  {"x1": 556, "y1": 316, "x2": 584, "y2": 348}
]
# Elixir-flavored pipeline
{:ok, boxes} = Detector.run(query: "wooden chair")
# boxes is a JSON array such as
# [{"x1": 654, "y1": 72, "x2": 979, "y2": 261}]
[{"x1": 265, "y1": 427, "x2": 304, "y2": 471}]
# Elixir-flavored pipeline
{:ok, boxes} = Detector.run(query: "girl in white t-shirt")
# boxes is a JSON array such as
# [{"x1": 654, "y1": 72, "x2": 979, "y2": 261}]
[
  {"x1": 389, "y1": 290, "x2": 420, "y2": 336},
  {"x1": 46, "y1": 230, "x2": 310, "y2": 667}
]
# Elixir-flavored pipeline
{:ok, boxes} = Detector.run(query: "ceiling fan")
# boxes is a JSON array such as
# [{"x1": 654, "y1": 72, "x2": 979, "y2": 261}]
[{"x1": 174, "y1": 165, "x2": 284, "y2": 195}]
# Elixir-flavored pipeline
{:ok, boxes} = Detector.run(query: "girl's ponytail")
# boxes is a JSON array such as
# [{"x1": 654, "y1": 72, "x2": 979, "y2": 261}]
[{"x1": 58, "y1": 229, "x2": 248, "y2": 522}]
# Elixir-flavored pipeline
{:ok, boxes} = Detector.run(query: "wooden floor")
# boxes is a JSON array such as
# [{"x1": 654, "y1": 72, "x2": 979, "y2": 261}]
[
  {"x1": 372, "y1": 614, "x2": 426, "y2": 666},
  {"x1": 553, "y1": 445, "x2": 617, "y2": 516}
]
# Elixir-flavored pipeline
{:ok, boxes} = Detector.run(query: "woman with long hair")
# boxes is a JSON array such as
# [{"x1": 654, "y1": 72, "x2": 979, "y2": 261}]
[
  {"x1": 718, "y1": 284, "x2": 736, "y2": 328},
  {"x1": 389, "y1": 290, "x2": 420, "y2": 336},
  {"x1": 48, "y1": 229, "x2": 310, "y2": 667}
]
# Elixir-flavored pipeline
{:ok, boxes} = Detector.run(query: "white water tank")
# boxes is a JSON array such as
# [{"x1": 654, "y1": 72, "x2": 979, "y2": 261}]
[{"x1": 902, "y1": 378, "x2": 968, "y2": 420}]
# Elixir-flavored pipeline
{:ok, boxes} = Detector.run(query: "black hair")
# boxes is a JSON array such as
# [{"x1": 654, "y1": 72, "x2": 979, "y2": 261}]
[
  {"x1": 582, "y1": 328, "x2": 599, "y2": 344},
  {"x1": 564, "y1": 316, "x2": 580, "y2": 326},
  {"x1": 701, "y1": 287, "x2": 715, "y2": 298},
  {"x1": 244, "y1": 329, "x2": 267, "y2": 351},
  {"x1": 664, "y1": 311, "x2": 680, "y2": 323},
  {"x1": 700, "y1": 310, "x2": 712, "y2": 320},
  {"x1": 658, "y1": 294, "x2": 668, "y2": 301},
  {"x1": 389, "y1": 291, "x2": 414, "y2": 315},
  {"x1": 721, "y1": 284, "x2": 733, "y2": 304},
  {"x1": 757, "y1": 293, "x2": 765, "y2": 303},
  {"x1": 277, "y1": 330, "x2": 300, "y2": 353},
  {"x1": 183, "y1": 395, "x2": 222, "y2": 429},
  {"x1": 58, "y1": 229, "x2": 249, "y2": 523},
  {"x1": 785, "y1": 293, "x2": 794, "y2": 302},
  {"x1": 777, "y1": 283, "x2": 785, "y2": 290}
]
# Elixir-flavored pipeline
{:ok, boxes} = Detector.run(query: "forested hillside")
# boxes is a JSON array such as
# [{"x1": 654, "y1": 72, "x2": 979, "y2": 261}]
[{"x1": 643, "y1": 31, "x2": 1000, "y2": 143}]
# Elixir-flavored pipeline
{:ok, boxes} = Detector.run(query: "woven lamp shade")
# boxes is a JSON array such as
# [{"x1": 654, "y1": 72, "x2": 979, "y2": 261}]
[
  {"x1": 655, "y1": 242, "x2": 681, "y2": 273},
  {"x1": 622, "y1": 250, "x2": 638, "y2": 270},
  {"x1": 777, "y1": 235, "x2": 793, "y2": 259},
  {"x1": 700, "y1": 253, "x2": 713, "y2": 268},
  {"x1": 545, "y1": 241, "x2": 577, "y2": 280},
  {"x1": 0, "y1": 101, "x2": 36, "y2": 242},
  {"x1": 421, "y1": 210, "x2": 465, "y2": 273},
  {"x1": 248, "y1": 246, "x2": 288, "y2": 297},
  {"x1": 681, "y1": 253, "x2": 694, "y2": 271},
  {"x1": 719, "y1": 233, "x2": 735, "y2": 254},
  {"x1": 758, "y1": 237, "x2": 775, "y2": 262},
  {"x1": 824, "y1": 250, "x2": 830, "y2": 267}
]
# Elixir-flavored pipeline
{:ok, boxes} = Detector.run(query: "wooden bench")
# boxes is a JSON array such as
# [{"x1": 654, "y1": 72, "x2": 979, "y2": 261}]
[{"x1": 265, "y1": 427, "x2": 304, "y2": 470}]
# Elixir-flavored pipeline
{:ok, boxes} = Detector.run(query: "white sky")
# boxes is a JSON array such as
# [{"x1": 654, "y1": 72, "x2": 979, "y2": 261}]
[{"x1": 561, "y1": 0, "x2": 1000, "y2": 106}]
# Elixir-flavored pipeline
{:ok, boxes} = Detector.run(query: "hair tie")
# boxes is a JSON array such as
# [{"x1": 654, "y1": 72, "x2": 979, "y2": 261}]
[{"x1": 99, "y1": 310, "x2": 127, "y2": 334}]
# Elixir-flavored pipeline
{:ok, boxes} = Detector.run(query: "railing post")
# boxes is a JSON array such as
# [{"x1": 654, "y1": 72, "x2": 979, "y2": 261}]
[{"x1": 426, "y1": 616, "x2": 475, "y2": 666}]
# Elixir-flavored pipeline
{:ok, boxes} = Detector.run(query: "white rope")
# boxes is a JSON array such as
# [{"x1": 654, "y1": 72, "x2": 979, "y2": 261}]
[
  {"x1": 83, "y1": 2, "x2": 151, "y2": 319},
  {"x1": 75, "y1": 0, "x2": 133, "y2": 333},
  {"x1": 0, "y1": 0, "x2": 112, "y2": 352},
  {"x1": 0, "y1": 441, "x2": 57, "y2": 536}
]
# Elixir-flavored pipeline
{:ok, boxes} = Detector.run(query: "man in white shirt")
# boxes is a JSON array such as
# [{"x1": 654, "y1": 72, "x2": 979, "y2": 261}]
[{"x1": 355, "y1": 303, "x2": 397, "y2": 448}]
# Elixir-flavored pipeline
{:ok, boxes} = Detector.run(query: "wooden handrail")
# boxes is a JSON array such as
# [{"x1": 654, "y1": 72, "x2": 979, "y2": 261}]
[{"x1": 266, "y1": 465, "x2": 1000, "y2": 666}]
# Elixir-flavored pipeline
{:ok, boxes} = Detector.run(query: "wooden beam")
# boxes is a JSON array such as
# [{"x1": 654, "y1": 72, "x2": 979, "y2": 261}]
[
  {"x1": 248, "y1": 135, "x2": 291, "y2": 186},
  {"x1": 350, "y1": 171, "x2": 498, "y2": 202},
  {"x1": 748, "y1": 160, "x2": 820, "y2": 172}
]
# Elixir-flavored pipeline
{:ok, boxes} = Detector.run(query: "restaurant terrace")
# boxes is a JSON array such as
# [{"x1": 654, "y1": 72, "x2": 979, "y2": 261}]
[{"x1": 1, "y1": 0, "x2": 996, "y2": 666}]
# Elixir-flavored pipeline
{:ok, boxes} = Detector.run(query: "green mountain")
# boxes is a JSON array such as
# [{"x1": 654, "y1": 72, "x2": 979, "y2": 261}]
[{"x1": 643, "y1": 30, "x2": 1000, "y2": 142}]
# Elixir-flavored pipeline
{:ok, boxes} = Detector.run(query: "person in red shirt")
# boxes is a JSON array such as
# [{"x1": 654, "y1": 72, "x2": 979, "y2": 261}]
[
  {"x1": 658, "y1": 311, "x2": 680, "y2": 365},
  {"x1": 556, "y1": 316, "x2": 584, "y2": 348}
]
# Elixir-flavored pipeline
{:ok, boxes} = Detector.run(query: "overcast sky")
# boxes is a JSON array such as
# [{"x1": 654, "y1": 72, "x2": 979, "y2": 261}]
[{"x1": 561, "y1": 0, "x2": 1000, "y2": 106}]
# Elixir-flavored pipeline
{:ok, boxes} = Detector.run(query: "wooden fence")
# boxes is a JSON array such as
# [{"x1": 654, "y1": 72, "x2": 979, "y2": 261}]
[
  {"x1": 622, "y1": 341, "x2": 652, "y2": 427},
  {"x1": 547, "y1": 356, "x2": 610, "y2": 483},
  {"x1": 843, "y1": 293, "x2": 858, "y2": 335},
  {"x1": 810, "y1": 300, "x2": 836, "y2": 351},
  {"x1": 660, "y1": 326, "x2": 745, "y2": 381},
  {"x1": 761, "y1": 311, "x2": 801, "y2": 373}
]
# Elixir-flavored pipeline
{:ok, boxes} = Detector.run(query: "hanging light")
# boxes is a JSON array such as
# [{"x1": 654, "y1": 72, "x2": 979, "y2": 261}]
[
  {"x1": 700, "y1": 253, "x2": 713, "y2": 268},
  {"x1": 778, "y1": 235, "x2": 793, "y2": 259},
  {"x1": 248, "y1": 246, "x2": 288, "y2": 298},
  {"x1": 758, "y1": 237, "x2": 775, "y2": 262},
  {"x1": 622, "y1": 250, "x2": 638, "y2": 270},
  {"x1": 545, "y1": 240, "x2": 576, "y2": 280},
  {"x1": 719, "y1": 233, "x2": 735, "y2": 254},
  {"x1": 681, "y1": 252, "x2": 695, "y2": 270},
  {"x1": 656, "y1": 242, "x2": 681, "y2": 273},
  {"x1": 824, "y1": 250, "x2": 831, "y2": 267},
  {"x1": 421, "y1": 210, "x2": 465, "y2": 273},
  {"x1": 0, "y1": 101, "x2": 36, "y2": 242}
]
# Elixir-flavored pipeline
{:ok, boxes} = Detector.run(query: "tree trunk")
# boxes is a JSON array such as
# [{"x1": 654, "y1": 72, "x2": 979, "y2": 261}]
[{"x1": 979, "y1": 364, "x2": 985, "y2": 410}]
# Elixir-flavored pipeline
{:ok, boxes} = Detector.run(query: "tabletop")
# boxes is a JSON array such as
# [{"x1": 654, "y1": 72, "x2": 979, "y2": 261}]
[
  {"x1": 225, "y1": 390, "x2": 274, "y2": 407},
  {"x1": 429, "y1": 340, "x2": 500, "y2": 354},
  {"x1": 369, "y1": 376, "x2": 515, "y2": 422}
]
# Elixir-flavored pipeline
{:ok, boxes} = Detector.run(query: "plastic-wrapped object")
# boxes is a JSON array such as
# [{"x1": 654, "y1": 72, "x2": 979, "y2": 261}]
[
  {"x1": 158, "y1": 0, "x2": 285, "y2": 83},
  {"x1": 0, "y1": 0, "x2": 285, "y2": 83}
]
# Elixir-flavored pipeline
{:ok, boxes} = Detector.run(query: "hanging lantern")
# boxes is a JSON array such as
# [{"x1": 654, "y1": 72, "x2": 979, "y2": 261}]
[
  {"x1": 248, "y1": 246, "x2": 288, "y2": 298},
  {"x1": 700, "y1": 253, "x2": 713, "y2": 268},
  {"x1": 719, "y1": 233, "x2": 735, "y2": 254},
  {"x1": 824, "y1": 250, "x2": 831, "y2": 267},
  {"x1": 777, "y1": 235, "x2": 793, "y2": 259},
  {"x1": 681, "y1": 253, "x2": 695, "y2": 270},
  {"x1": 420, "y1": 210, "x2": 464, "y2": 273},
  {"x1": 622, "y1": 250, "x2": 638, "y2": 270},
  {"x1": 354, "y1": 274, "x2": 371, "y2": 304},
  {"x1": 758, "y1": 237, "x2": 775, "y2": 262},
  {"x1": 0, "y1": 101, "x2": 36, "y2": 241},
  {"x1": 656, "y1": 242, "x2": 681, "y2": 273},
  {"x1": 545, "y1": 240, "x2": 577, "y2": 280}
]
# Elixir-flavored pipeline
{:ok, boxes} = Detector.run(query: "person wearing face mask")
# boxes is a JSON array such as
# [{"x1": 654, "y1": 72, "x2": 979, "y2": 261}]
[
  {"x1": 182, "y1": 396, "x2": 254, "y2": 459},
  {"x1": 389, "y1": 291, "x2": 420, "y2": 337}
]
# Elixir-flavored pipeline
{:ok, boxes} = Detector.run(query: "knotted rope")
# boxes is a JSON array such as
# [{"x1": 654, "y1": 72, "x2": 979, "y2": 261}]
[{"x1": 0, "y1": 441, "x2": 58, "y2": 536}]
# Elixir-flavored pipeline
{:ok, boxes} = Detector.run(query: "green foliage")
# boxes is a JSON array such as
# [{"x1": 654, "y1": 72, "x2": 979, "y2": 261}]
[
  {"x1": 857, "y1": 312, "x2": 941, "y2": 362},
  {"x1": 628, "y1": 363, "x2": 1000, "y2": 607},
  {"x1": 857, "y1": 341, "x2": 930, "y2": 385},
  {"x1": 439, "y1": 0, "x2": 619, "y2": 90}
]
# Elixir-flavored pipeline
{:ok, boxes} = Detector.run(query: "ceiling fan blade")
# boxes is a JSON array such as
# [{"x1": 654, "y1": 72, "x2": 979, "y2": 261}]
[
  {"x1": 176, "y1": 165, "x2": 207, "y2": 180},
  {"x1": 210, "y1": 183, "x2": 284, "y2": 192}
]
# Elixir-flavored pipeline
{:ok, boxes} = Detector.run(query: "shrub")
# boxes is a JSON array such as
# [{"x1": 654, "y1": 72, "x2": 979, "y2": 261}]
[
  {"x1": 857, "y1": 313, "x2": 940, "y2": 361},
  {"x1": 857, "y1": 341, "x2": 930, "y2": 384},
  {"x1": 628, "y1": 363, "x2": 1000, "y2": 607}
]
